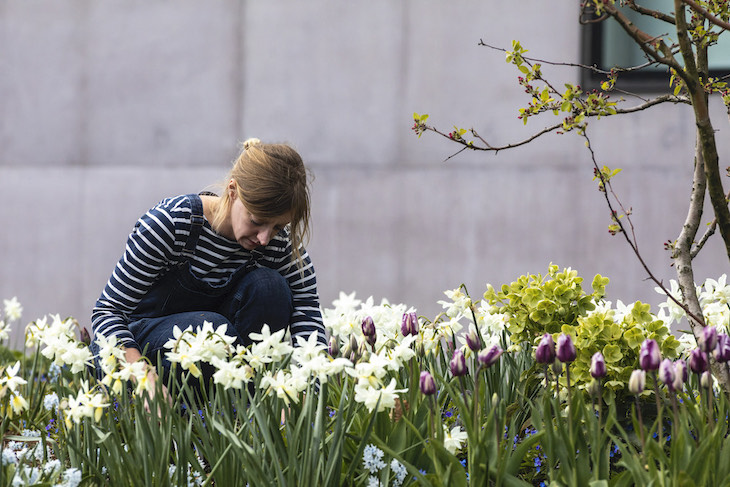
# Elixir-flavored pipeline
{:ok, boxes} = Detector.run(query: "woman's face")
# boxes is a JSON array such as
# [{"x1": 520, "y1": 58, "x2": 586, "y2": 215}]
[{"x1": 226, "y1": 184, "x2": 291, "y2": 250}]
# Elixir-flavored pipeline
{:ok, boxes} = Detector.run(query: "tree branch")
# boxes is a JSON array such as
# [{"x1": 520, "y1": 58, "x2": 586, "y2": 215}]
[
  {"x1": 603, "y1": 2, "x2": 688, "y2": 81},
  {"x1": 682, "y1": 0, "x2": 730, "y2": 31},
  {"x1": 584, "y1": 131, "x2": 706, "y2": 326},
  {"x1": 626, "y1": 0, "x2": 676, "y2": 25}
]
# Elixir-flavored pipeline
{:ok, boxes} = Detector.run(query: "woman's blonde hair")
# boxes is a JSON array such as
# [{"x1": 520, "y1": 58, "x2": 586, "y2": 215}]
[{"x1": 211, "y1": 138, "x2": 311, "y2": 266}]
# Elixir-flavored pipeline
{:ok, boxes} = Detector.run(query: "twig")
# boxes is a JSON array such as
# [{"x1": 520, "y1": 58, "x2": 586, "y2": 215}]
[
  {"x1": 582, "y1": 131, "x2": 706, "y2": 326},
  {"x1": 626, "y1": 0, "x2": 676, "y2": 25},
  {"x1": 691, "y1": 220, "x2": 718, "y2": 259},
  {"x1": 682, "y1": 0, "x2": 730, "y2": 31},
  {"x1": 478, "y1": 40, "x2": 658, "y2": 75}
]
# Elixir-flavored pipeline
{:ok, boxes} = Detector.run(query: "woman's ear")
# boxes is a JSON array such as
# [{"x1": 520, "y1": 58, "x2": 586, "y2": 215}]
[{"x1": 228, "y1": 179, "x2": 237, "y2": 199}]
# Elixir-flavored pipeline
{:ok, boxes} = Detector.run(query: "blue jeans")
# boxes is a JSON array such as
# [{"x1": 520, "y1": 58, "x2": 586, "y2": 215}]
[{"x1": 92, "y1": 265, "x2": 293, "y2": 389}]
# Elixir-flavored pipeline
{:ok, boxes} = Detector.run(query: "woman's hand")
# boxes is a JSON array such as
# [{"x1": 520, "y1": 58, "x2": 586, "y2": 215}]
[{"x1": 122, "y1": 347, "x2": 172, "y2": 415}]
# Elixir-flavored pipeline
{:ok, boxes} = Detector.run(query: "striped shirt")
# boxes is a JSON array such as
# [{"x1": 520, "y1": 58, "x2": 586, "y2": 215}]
[{"x1": 91, "y1": 194, "x2": 325, "y2": 350}]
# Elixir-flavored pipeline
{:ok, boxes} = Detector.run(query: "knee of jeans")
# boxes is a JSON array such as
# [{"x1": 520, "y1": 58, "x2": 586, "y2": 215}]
[{"x1": 246, "y1": 268, "x2": 293, "y2": 308}]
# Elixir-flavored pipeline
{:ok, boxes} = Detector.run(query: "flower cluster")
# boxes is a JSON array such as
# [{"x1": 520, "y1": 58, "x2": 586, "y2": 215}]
[
  {"x1": 0, "y1": 361, "x2": 29, "y2": 417},
  {"x1": 25, "y1": 314, "x2": 92, "y2": 374}
]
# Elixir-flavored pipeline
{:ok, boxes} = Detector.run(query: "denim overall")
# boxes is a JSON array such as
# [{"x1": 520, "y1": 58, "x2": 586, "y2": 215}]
[{"x1": 98, "y1": 194, "x2": 293, "y2": 384}]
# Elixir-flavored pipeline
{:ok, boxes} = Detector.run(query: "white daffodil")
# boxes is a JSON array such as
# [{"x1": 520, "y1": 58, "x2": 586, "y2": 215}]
[
  {"x1": 0, "y1": 320, "x2": 9, "y2": 342},
  {"x1": 655, "y1": 280, "x2": 690, "y2": 325},
  {"x1": 383, "y1": 335, "x2": 417, "y2": 369},
  {"x1": 438, "y1": 288, "x2": 472, "y2": 318},
  {"x1": 260, "y1": 370, "x2": 302, "y2": 405},
  {"x1": 249, "y1": 324, "x2": 292, "y2": 363},
  {"x1": 443, "y1": 425, "x2": 468, "y2": 454},
  {"x1": 1, "y1": 361, "x2": 27, "y2": 392},
  {"x1": 8, "y1": 392, "x2": 29, "y2": 417},
  {"x1": 60, "y1": 345, "x2": 93, "y2": 374},
  {"x1": 3, "y1": 297, "x2": 22, "y2": 322},
  {"x1": 293, "y1": 332, "x2": 327, "y2": 363},
  {"x1": 211, "y1": 357, "x2": 253, "y2": 390},
  {"x1": 354, "y1": 378, "x2": 406, "y2": 412}
]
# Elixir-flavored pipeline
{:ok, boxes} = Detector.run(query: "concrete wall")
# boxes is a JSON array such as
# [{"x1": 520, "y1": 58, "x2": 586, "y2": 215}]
[{"x1": 1, "y1": 1, "x2": 728, "y2": 344}]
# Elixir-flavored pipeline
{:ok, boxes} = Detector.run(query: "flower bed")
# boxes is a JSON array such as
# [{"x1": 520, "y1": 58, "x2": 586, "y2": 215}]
[{"x1": 1, "y1": 266, "x2": 730, "y2": 486}]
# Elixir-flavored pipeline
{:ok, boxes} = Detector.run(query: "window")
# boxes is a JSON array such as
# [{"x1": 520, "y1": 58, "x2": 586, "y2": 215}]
[{"x1": 581, "y1": 1, "x2": 730, "y2": 91}]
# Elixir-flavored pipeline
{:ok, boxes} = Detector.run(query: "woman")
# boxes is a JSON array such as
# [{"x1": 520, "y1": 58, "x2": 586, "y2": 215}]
[{"x1": 90, "y1": 138, "x2": 326, "y2": 392}]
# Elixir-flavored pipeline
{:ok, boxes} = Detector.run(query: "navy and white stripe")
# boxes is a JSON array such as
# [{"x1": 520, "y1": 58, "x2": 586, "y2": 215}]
[{"x1": 92, "y1": 194, "x2": 325, "y2": 350}]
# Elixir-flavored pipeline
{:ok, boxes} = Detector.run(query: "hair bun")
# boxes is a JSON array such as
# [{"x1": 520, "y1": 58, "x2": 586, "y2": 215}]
[{"x1": 243, "y1": 138, "x2": 261, "y2": 150}]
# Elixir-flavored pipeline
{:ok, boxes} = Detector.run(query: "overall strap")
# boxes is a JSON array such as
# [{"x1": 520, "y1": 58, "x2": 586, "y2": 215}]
[{"x1": 181, "y1": 194, "x2": 206, "y2": 259}]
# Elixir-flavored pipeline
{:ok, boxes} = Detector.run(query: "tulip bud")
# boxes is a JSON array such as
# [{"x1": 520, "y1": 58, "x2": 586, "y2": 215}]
[
  {"x1": 556, "y1": 334, "x2": 576, "y2": 363},
  {"x1": 658, "y1": 359, "x2": 675, "y2": 390},
  {"x1": 590, "y1": 352, "x2": 606, "y2": 379},
  {"x1": 465, "y1": 328, "x2": 481, "y2": 352},
  {"x1": 551, "y1": 358, "x2": 563, "y2": 376},
  {"x1": 689, "y1": 348, "x2": 709, "y2": 374},
  {"x1": 361, "y1": 316, "x2": 376, "y2": 346},
  {"x1": 401, "y1": 311, "x2": 419, "y2": 337},
  {"x1": 699, "y1": 326, "x2": 718, "y2": 353},
  {"x1": 588, "y1": 378, "x2": 601, "y2": 397},
  {"x1": 535, "y1": 333, "x2": 556, "y2": 364},
  {"x1": 328, "y1": 335, "x2": 340, "y2": 357},
  {"x1": 450, "y1": 349, "x2": 468, "y2": 377},
  {"x1": 701, "y1": 370, "x2": 712, "y2": 389},
  {"x1": 673, "y1": 359, "x2": 687, "y2": 392},
  {"x1": 477, "y1": 345, "x2": 503, "y2": 367},
  {"x1": 629, "y1": 369, "x2": 646, "y2": 395},
  {"x1": 639, "y1": 339, "x2": 660, "y2": 371},
  {"x1": 714, "y1": 334, "x2": 730, "y2": 363},
  {"x1": 419, "y1": 371, "x2": 436, "y2": 395}
]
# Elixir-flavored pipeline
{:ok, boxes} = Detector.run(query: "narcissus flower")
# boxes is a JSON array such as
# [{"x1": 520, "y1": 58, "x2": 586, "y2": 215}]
[{"x1": 442, "y1": 425, "x2": 468, "y2": 454}]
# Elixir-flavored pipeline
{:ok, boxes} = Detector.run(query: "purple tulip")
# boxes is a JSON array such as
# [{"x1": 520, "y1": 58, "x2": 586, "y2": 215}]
[
  {"x1": 556, "y1": 334, "x2": 576, "y2": 363},
  {"x1": 419, "y1": 370, "x2": 436, "y2": 395},
  {"x1": 689, "y1": 348, "x2": 709, "y2": 374},
  {"x1": 639, "y1": 339, "x2": 660, "y2": 371},
  {"x1": 328, "y1": 335, "x2": 340, "y2": 357},
  {"x1": 673, "y1": 359, "x2": 687, "y2": 392},
  {"x1": 629, "y1": 369, "x2": 646, "y2": 395},
  {"x1": 400, "y1": 311, "x2": 419, "y2": 337},
  {"x1": 361, "y1": 316, "x2": 376, "y2": 346},
  {"x1": 477, "y1": 345, "x2": 503, "y2": 367},
  {"x1": 465, "y1": 328, "x2": 481, "y2": 352},
  {"x1": 590, "y1": 352, "x2": 606, "y2": 379},
  {"x1": 699, "y1": 326, "x2": 718, "y2": 353},
  {"x1": 450, "y1": 349, "x2": 468, "y2": 377},
  {"x1": 535, "y1": 333, "x2": 556, "y2": 364},
  {"x1": 714, "y1": 333, "x2": 730, "y2": 363},
  {"x1": 658, "y1": 359, "x2": 676, "y2": 390}
]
